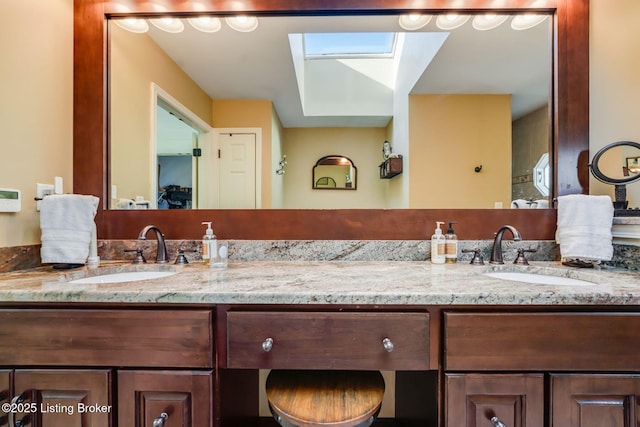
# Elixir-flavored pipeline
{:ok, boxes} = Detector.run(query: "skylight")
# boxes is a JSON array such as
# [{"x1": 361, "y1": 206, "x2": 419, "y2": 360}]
[{"x1": 303, "y1": 32, "x2": 397, "y2": 58}]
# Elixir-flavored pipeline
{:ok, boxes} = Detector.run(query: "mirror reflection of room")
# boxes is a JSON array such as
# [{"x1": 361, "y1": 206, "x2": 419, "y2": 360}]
[{"x1": 109, "y1": 13, "x2": 552, "y2": 210}]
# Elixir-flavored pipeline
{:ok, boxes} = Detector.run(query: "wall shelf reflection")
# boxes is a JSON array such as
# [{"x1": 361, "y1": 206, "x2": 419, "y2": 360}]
[{"x1": 379, "y1": 156, "x2": 403, "y2": 179}]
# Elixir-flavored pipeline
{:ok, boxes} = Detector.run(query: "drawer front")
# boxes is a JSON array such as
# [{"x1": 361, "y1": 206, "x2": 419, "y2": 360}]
[
  {"x1": 0, "y1": 309, "x2": 213, "y2": 368},
  {"x1": 445, "y1": 312, "x2": 640, "y2": 371},
  {"x1": 227, "y1": 311, "x2": 429, "y2": 370}
]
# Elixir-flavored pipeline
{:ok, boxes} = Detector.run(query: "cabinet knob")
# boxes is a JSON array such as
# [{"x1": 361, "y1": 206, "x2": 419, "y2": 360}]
[
  {"x1": 262, "y1": 337, "x2": 274, "y2": 352},
  {"x1": 491, "y1": 416, "x2": 507, "y2": 427},
  {"x1": 8, "y1": 393, "x2": 30, "y2": 427},
  {"x1": 382, "y1": 337, "x2": 394, "y2": 352},
  {"x1": 152, "y1": 412, "x2": 168, "y2": 427}
]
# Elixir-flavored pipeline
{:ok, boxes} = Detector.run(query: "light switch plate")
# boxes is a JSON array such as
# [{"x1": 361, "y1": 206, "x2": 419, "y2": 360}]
[{"x1": 36, "y1": 183, "x2": 54, "y2": 211}]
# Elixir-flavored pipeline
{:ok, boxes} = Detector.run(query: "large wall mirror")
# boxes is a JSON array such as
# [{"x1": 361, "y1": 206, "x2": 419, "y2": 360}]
[
  {"x1": 74, "y1": 0, "x2": 588, "y2": 240},
  {"x1": 109, "y1": 12, "x2": 551, "y2": 210}
]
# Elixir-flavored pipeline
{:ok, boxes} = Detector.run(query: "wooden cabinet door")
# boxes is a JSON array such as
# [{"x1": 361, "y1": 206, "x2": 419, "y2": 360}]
[
  {"x1": 13, "y1": 369, "x2": 111, "y2": 427},
  {"x1": 446, "y1": 373, "x2": 544, "y2": 427},
  {"x1": 0, "y1": 370, "x2": 10, "y2": 425},
  {"x1": 118, "y1": 370, "x2": 213, "y2": 427},
  {"x1": 552, "y1": 374, "x2": 640, "y2": 427}
]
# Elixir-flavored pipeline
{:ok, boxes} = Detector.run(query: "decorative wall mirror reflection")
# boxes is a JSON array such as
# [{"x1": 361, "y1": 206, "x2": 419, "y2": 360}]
[
  {"x1": 589, "y1": 141, "x2": 640, "y2": 214},
  {"x1": 73, "y1": 0, "x2": 589, "y2": 241},
  {"x1": 313, "y1": 156, "x2": 357, "y2": 190}
]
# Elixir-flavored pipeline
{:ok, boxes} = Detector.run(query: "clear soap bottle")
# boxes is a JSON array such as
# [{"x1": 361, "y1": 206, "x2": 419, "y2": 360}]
[
  {"x1": 445, "y1": 222, "x2": 458, "y2": 264},
  {"x1": 201, "y1": 221, "x2": 216, "y2": 265},
  {"x1": 431, "y1": 221, "x2": 446, "y2": 264}
]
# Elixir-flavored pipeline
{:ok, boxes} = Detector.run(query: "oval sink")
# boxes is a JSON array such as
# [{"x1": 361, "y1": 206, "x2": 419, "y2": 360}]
[
  {"x1": 69, "y1": 271, "x2": 177, "y2": 284},
  {"x1": 484, "y1": 271, "x2": 596, "y2": 286}
]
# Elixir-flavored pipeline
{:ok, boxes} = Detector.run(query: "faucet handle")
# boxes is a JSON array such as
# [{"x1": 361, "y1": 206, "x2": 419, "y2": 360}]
[
  {"x1": 462, "y1": 248, "x2": 484, "y2": 265},
  {"x1": 174, "y1": 249, "x2": 195, "y2": 265},
  {"x1": 124, "y1": 248, "x2": 146, "y2": 264},
  {"x1": 513, "y1": 248, "x2": 537, "y2": 265}
]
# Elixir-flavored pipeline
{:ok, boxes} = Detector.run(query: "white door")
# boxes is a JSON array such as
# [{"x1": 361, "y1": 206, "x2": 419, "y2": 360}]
[{"x1": 218, "y1": 132, "x2": 257, "y2": 208}]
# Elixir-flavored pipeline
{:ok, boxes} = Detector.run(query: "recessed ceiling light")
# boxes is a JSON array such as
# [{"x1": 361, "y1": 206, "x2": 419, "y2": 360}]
[
  {"x1": 225, "y1": 16, "x2": 259, "y2": 32},
  {"x1": 188, "y1": 16, "x2": 222, "y2": 33},
  {"x1": 472, "y1": 14, "x2": 509, "y2": 31},
  {"x1": 511, "y1": 14, "x2": 549, "y2": 30},
  {"x1": 436, "y1": 14, "x2": 470, "y2": 30},
  {"x1": 149, "y1": 17, "x2": 185, "y2": 33},
  {"x1": 398, "y1": 14, "x2": 432, "y2": 31},
  {"x1": 113, "y1": 18, "x2": 149, "y2": 33}
]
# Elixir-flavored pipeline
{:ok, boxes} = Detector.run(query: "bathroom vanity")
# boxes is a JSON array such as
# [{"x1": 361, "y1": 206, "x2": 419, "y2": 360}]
[{"x1": 0, "y1": 261, "x2": 639, "y2": 427}]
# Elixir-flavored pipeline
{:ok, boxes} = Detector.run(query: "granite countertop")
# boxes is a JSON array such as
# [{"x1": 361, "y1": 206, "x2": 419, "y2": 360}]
[{"x1": 0, "y1": 261, "x2": 639, "y2": 306}]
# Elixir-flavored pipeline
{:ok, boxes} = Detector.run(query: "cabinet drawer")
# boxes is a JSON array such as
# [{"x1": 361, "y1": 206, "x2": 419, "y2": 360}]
[
  {"x1": 227, "y1": 311, "x2": 429, "y2": 370},
  {"x1": 445, "y1": 312, "x2": 640, "y2": 371},
  {"x1": 0, "y1": 309, "x2": 213, "y2": 368}
]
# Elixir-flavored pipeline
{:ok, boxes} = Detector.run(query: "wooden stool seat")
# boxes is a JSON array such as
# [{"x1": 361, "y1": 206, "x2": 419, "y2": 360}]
[{"x1": 265, "y1": 370, "x2": 385, "y2": 427}]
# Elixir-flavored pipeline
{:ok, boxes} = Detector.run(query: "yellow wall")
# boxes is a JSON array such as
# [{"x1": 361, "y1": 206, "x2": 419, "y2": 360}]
[
  {"x1": 590, "y1": 0, "x2": 640, "y2": 208},
  {"x1": 409, "y1": 95, "x2": 512, "y2": 208},
  {"x1": 211, "y1": 100, "x2": 274, "y2": 208},
  {"x1": 0, "y1": 0, "x2": 73, "y2": 247},
  {"x1": 110, "y1": 24, "x2": 213, "y2": 205},
  {"x1": 2, "y1": 0, "x2": 640, "y2": 247},
  {"x1": 282, "y1": 128, "x2": 387, "y2": 208}
]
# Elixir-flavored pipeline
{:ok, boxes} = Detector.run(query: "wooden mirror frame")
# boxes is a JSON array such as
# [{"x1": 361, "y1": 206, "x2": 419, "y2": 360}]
[{"x1": 74, "y1": 0, "x2": 588, "y2": 241}]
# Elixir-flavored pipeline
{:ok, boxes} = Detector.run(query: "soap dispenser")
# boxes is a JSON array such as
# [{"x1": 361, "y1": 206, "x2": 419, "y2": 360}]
[
  {"x1": 201, "y1": 222, "x2": 216, "y2": 265},
  {"x1": 445, "y1": 222, "x2": 458, "y2": 264},
  {"x1": 431, "y1": 221, "x2": 446, "y2": 264}
]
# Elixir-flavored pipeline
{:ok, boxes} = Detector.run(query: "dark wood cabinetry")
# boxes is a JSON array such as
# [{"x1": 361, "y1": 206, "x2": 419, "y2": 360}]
[
  {"x1": 446, "y1": 374, "x2": 544, "y2": 427},
  {"x1": 2, "y1": 305, "x2": 640, "y2": 427},
  {"x1": 551, "y1": 374, "x2": 640, "y2": 427},
  {"x1": 444, "y1": 312, "x2": 640, "y2": 427},
  {"x1": 118, "y1": 370, "x2": 214, "y2": 427},
  {"x1": 2, "y1": 369, "x2": 111, "y2": 427},
  {"x1": 226, "y1": 311, "x2": 429, "y2": 370},
  {"x1": 0, "y1": 308, "x2": 215, "y2": 427}
]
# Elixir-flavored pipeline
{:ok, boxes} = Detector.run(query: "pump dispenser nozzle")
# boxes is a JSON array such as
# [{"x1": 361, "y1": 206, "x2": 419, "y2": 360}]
[
  {"x1": 202, "y1": 222, "x2": 213, "y2": 235},
  {"x1": 435, "y1": 221, "x2": 444, "y2": 234}
]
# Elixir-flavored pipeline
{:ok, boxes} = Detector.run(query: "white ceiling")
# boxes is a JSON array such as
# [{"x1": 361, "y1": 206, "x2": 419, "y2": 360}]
[{"x1": 142, "y1": 14, "x2": 552, "y2": 128}]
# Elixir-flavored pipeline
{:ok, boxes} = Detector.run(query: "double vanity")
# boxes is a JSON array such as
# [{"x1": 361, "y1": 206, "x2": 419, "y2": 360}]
[{"x1": 1, "y1": 258, "x2": 640, "y2": 427}]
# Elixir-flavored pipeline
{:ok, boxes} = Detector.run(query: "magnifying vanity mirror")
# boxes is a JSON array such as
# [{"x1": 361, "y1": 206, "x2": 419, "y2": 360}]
[
  {"x1": 589, "y1": 141, "x2": 640, "y2": 213},
  {"x1": 73, "y1": 0, "x2": 589, "y2": 240}
]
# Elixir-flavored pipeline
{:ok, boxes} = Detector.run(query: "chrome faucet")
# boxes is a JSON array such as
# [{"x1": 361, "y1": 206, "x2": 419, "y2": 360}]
[
  {"x1": 490, "y1": 225, "x2": 522, "y2": 264},
  {"x1": 138, "y1": 225, "x2": 168, "y2": 263}
]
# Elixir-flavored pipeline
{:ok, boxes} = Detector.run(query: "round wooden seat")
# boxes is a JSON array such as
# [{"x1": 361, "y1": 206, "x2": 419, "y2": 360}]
[{"x1": 265, "y1": 370, "x2": 385, "y2": 427}]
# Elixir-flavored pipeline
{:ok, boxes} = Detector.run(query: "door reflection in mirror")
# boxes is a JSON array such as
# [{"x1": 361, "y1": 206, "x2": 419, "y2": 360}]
[{"x1": 156, "y1": 105, "x2": 199, "y2": 209}]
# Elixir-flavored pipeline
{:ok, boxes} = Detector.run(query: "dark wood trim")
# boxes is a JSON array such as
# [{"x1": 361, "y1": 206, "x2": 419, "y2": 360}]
[
  {"x1": 101, "y1": 208, "x2": 557, "y2": 240},
  {"x1": 74, "y1": 0, "x2": 588, "y2": 241}
]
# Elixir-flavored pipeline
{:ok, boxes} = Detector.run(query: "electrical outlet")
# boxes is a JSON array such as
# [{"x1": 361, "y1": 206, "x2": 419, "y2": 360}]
[{"x1": 36, "y1": 183, "x2": 54, "y2": 211}]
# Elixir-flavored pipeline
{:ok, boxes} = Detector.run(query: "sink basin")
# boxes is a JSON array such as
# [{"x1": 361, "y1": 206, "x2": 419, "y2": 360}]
[
  {"x1": 69, "y1": 271, "x2": 177, "y2": 284},
  {"x1": 484, "y1": 271, "x2": 596, "y2": 286}
]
